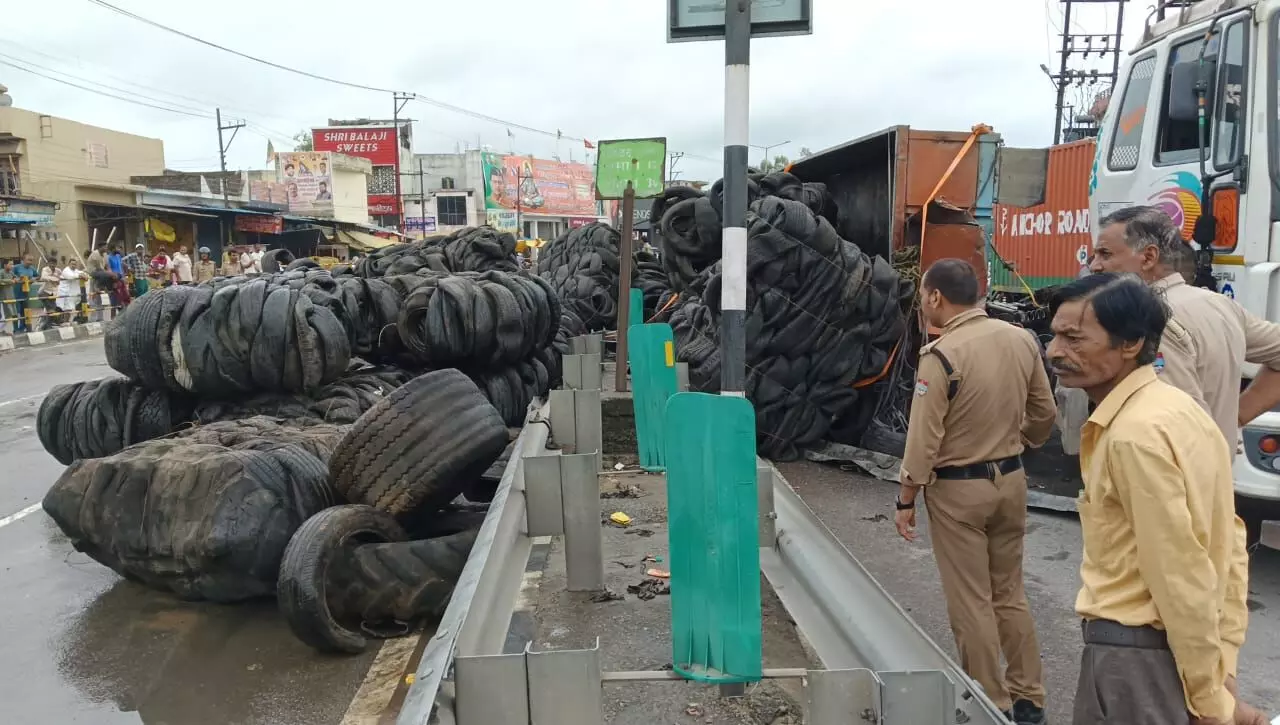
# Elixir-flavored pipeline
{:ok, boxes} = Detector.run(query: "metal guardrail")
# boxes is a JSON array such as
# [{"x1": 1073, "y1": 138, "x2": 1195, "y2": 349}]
[{"x1": 398, "y1": 374, "x2": 1011, "y2": 724}]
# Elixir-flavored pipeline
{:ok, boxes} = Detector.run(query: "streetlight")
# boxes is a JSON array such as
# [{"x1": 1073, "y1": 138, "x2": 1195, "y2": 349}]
[{"x1": 750, "y1": 140, "x2": 790, "y2": 169}]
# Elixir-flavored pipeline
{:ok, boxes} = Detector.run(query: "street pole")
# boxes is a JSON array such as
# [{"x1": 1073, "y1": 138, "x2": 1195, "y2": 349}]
[
  {"x1": 418, "y1": 157, "x2": 427, "y2": 239},
  {"x1": 616, "y1": 180, "x2": 636, "y2": 393},
  {"x1": 216, "y1": 108, "x2": 244, "y2": 249},
  {"x1": 391, "y1": 92, "x2": 413, "y2": 231},
  {"x1": 1053, "y1": 0, "x2": 1073, "y2": 145},
  {"x1": 721, "y1": 1, "x2": 750, "y2": 397}
]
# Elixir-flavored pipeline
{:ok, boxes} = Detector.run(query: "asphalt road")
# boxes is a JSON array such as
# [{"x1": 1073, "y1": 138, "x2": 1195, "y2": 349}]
[
  {"x1": 0, "y1": 339, "x2": 390, "y2": 725},
  {"x1": 779, "y1": 459, "x2": 1280, "y2": 725}
]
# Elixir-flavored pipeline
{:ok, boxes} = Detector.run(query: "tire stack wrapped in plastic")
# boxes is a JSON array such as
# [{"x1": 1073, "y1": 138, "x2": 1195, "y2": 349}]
[{"x1": 652, "y1": 173, "x2": 913, "y2": 460}]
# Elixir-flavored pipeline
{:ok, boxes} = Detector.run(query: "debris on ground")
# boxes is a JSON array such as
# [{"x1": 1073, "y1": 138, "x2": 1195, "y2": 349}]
[
  {"x1": 645, "y1": 568, "x2": 671, "y2": 579},
  {"x1": 625, "y1": 528, "x2": 656, "y2": 538},
  {"x1": 686, "y1": 703, "x2": 704, "y2": 717},
  {"x1": 628, "y1": 578, "x2": 671, "y2": 601},
  {"x1": 861, "y1": 513, "x2": 888, "y2": 523},
  {"x1": 601, "y1": 481, "x2": 646, "y2": 499},
  {"x1": 607, "y1": 511, "x2": 633, "y2": 527},
  {"x1": 590, "y1": 588, "x2": 625, "y2": 603}
]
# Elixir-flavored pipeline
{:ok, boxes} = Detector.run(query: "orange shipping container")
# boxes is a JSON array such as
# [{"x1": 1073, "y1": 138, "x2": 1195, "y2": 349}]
[{"x1": 990, "y1": 139, "x2": 1096, "y2": 292}]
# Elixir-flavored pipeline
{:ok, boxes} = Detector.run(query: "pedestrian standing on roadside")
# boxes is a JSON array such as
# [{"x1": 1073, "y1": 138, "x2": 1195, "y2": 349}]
[
  {"x1": 1087, "y1": 206, "x2": 1263, "y2": 700},
  {"x1": 172, "y1": 245, "x2": 193, "y2": 285},
  {"x1": 150, "y1": 248, "x2": 172, "y2": 286},
  {"x1": 56, "y1": 259, "x2": 85, "y2": 326},
  {"x1": 1046, "y1": 273, "x2": 1268, "y2": 725},
  {"x1": 239, "y1": 247, "x2": 257, "y2": 276},
  {"x1": 194, "y1": 247, "x2": 217, "y2": 283},
  {"x1": 895, "y1": 258, "x2": 1057, "y2": 725},
  {"x1": 107, "y1": 246, "x2": 123, "y2": 278},
  {"x1": 122, "y1": 243, "x2": 149, "y2": 299},
  {"x1": 0, "y1": 260, "x2": 17, "y2": 334},
  {"x1": 12, "y1": 254, "x2": 38, "y2": 333}
]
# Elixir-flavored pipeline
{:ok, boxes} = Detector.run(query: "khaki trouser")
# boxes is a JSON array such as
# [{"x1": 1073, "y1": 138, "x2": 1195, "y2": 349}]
[
  {"x1": 1072, "y1": 643, "x2": 1186, "y2": 724},
  {"x1": 924, "y1": 468, "x2": 1044, "y2": 711}
]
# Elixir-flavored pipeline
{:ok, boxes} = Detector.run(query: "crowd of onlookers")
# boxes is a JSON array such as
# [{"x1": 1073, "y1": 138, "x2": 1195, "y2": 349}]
[{"x1": 0, "y1": 242, "x2": 258, "y2": 335}]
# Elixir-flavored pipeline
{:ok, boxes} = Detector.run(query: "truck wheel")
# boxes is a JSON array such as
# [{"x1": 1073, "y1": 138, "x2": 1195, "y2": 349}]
[
  {"x1": 329, "y1": 369, "x2": 510, "y2": 518},
  {"x1": 277, "y1": 505, "x2": 407, "y2": 654}
]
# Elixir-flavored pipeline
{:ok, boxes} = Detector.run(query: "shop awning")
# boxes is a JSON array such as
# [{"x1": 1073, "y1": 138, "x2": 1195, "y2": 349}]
[
  {"x1": 83, "y1": 202, "x2": 219, "y2": 219},
  {"x1": 0, "y1": 217, "x2": 38, "y2": 225},
  {"x1": 337, "y1": 229, "x2": 399, "y2": 252}
]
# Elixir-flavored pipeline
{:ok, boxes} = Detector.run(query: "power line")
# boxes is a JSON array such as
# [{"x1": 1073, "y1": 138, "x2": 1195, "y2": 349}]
[
  {"x1": 83, "y1": 0, "x2": 724, "y2": 166},
  {"x1": 0, "y1": 57, "x2": 212, "y2": 119}
]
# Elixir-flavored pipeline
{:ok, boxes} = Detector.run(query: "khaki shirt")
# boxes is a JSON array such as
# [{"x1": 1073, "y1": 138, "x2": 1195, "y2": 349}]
[
  {"x1": 901, "y1": 308, "x2": 1057, "y2": 485},
  {"x1": 1155, "y1": 272, "x2": 1280, "y2": 447},
  {"x1": 1077, "y1": 365, "x2": 1238, "y2": 722},
  {"x1": 194, "y1": 260, "x2": 217, "y2": 283}
]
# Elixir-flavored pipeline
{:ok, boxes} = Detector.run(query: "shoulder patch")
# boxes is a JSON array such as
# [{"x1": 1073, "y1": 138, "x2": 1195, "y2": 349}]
[
  {"x1": 1153, "y1": 351, "x2": 1166, "y2": 374},
  {"x1": 915, "y1": 379, "x2": 930, "y2": 396}
]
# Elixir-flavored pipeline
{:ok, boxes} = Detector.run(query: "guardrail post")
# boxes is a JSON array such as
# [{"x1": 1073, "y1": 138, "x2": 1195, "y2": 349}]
[
  {"x1": 807, "y1": 669, "x2": 882, "y2": 725},
  {"x1": 757, "y1": 462, "x2": 776, "y2": 548},
  {"x1": 574, "y1": 388, "x2": 603, "y2": 472},
  {"x1": 879, "y1": 671, "x2": 956, "y2": 725},
  {"x1": 524, "y1": 456, "x2": 565, "y2": 536},
  {"x1": 676, "y1": 362, "x2": 690, "y2": 392},
  {"x1": 526, "y1": 640, "x2": 603, "y2": 724},
  {"x1": 561, "y1": 452, "x2": 604, "y2": 591},
  {"x1": 562, "y1": 353, "x2": 603, "y2": 391},
  {"x1": 549, "y1": 389, "x2": 578, "y2": 452},
  {"x1": 455, "y1": 653, "x2": 530, "y2": 725}
]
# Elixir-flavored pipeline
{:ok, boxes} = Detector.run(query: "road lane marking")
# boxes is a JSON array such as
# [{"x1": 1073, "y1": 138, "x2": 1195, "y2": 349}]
[
  {"x1": 0, "y1": 503, "x2": 42, "y2": 529},
  {"x1": 340, "y1": 633, "x2": 423, "y2": 725},
  {"x1": 0, "y1": 393, "x2": 46, "y2": 409}
]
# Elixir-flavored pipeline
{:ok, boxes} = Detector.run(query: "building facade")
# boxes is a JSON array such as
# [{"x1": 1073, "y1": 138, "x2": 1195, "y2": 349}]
[
  {"x1": 312, "y1": 121, "x2": 413, "y2": 229},
  {"x1": 0, "y1": 103, "x2": 165, "y2": 260}
]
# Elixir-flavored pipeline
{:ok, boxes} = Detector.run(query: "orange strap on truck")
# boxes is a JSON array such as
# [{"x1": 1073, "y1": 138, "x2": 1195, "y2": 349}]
[{"x1": 918, "y1": 123, "x2": 991, "y2": 263}]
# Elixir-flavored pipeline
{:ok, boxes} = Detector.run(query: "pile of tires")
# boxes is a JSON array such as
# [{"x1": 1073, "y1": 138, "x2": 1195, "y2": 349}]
[
  {"x1": 650, "y1": 174, "x2": 913, "y2": 460},
  {"x1": 192, "y1": 364, "x2": 411, "y2": 426},
  {"x1": 352, "y1": 227, "x2": 519, "y2": 278},
  {"x1": 43, "y1": 436, "x2": 337, "y2": 602},
  {"x1": 37, "y1": 378, "x2": 194, "y2": 465},
  {"x1": 106, "y1": 279, "x2": 352, "y2": 396},
  {"x1": 176, "y1": 417, "x2": 348, "y2": 464},
  {"x1": 534, "y1": 223, "x2": 673, "y2": 331}
]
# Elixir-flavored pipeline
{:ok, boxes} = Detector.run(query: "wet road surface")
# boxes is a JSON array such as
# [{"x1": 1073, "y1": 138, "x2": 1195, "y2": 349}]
[
  {"x1": 780, "y1": 459, "x2": 1280, "y2": 725},
  {"x1": 0, "y1": 340, "x2": 390, "y2": 725}
]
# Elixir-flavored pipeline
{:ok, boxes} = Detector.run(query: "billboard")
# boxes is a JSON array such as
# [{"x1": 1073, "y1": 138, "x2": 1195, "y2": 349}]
[
  {"x1": 277, "y1": 152, "x2": 334, "y2": 216},
  {"x1": 249, "y1": 180, "x2": 289, "y2": 207},
  {"x1": 368, "y1": 194, "x2": 400, "y2": 216},
  {"x1": 486, "y1": 209, "x2": 518, "y2": 233},
  {"x1": 482, "y1": 153, "x2": 596, "y2": 218},
  {"x1": 312, "y1": 126, "x2": 400, "y2": 167}
]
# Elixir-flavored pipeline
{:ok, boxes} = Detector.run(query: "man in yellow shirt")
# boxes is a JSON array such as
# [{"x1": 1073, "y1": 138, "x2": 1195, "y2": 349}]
[{"x1": 1046, "y1": 273, "x2": 1265, "y2": 725}]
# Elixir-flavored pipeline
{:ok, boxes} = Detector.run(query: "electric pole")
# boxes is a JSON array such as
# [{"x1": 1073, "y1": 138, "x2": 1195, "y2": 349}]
[
  {"x1": 216, "y1": 108, "x2": 245, "y2": 208},
  {"x1": 391, "y1": 92, "x2": 414, "y2": 232},
  {"x1": 400, "y1": 159, "x2": 428, "y2": 239},
  {"x1": 1046, "y1": 0, "x2": 1127, "y2": 144}
]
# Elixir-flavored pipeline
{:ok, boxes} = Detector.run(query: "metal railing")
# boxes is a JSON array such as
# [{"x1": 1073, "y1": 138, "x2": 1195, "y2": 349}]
[{"x1": 396, "y1": 339, "x2": 1010, "y2": 724}]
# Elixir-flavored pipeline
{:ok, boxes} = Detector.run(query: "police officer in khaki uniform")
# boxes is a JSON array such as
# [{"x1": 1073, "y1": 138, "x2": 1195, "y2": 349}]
[{"x1": 895, "y1": 259, "x2": 1057, "y2": 725}]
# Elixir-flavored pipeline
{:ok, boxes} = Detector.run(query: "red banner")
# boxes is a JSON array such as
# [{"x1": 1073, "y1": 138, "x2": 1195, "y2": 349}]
[
  {"x1": 234, "y1": 214, "x2": 284, "y2": 234},
  {"x1": 312, "y1": 127, "x2": 399, "y2": 167},
  {"x1": 568, "y1": 217, "x2": 596, "y2": 229},
  {"x1": 368, "y1": 194, "x2": 400, "y2": 216}
]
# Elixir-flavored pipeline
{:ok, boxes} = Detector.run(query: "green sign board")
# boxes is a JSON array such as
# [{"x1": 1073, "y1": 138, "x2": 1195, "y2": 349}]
[{"x1": 595, "y1": 138, "x2": 667, "y2": 200}]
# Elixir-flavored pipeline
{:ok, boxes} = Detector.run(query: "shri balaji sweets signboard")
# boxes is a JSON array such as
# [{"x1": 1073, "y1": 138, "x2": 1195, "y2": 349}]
[{"x1": 312, "y1": 127, "x2": 400, "y2": 167}]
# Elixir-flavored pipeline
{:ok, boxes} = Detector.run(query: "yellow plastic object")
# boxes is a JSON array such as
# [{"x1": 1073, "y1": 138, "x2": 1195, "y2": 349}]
[{"x1": 609, "y1": 512, "x2": 632, "y2": 526}]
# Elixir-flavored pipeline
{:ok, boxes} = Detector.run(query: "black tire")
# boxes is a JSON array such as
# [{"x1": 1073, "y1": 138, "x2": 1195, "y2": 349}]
[
  {"x1": 329, "y1": 369, "x2": 509, "y2": 517},
  {"x1": 277, "y1": 505, "x2": 407, "y2": 654},
  {"x1": 337, "y1": 529, "x2": 481, "y2": 625}
]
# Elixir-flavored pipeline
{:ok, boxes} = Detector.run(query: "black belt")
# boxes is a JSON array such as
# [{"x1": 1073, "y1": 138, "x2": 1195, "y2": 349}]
[
  {"x1": 934, "y1": 455, "x2": 1022, "y2": 481},
  {"x1": 1081, "y1": 619, "x2": 1169, "y2": 650}
]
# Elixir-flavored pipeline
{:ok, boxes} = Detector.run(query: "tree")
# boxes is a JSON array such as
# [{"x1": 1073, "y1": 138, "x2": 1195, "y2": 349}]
[
  {"x1": 799, "y1": 146, "x2": 813, "y2": 158},
  {"x1": 757, "y1": 154, "x2": 790, "y2": 173},
  {"x1": 292, "y1": 130, "x2": 313, "y2": 151}
]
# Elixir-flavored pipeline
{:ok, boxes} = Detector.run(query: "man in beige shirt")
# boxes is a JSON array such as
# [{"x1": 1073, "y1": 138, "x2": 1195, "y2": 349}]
[
  {"x1": 896, "y1": 259, "x2": 1057, "y2": 724},
  {"x1": 1046, "y1": 273, "x2": 1266, "y2": 725}
]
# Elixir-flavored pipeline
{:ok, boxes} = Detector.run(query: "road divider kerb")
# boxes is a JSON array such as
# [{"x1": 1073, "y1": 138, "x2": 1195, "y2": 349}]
[{"x1": 0, "y1": 322, "x2": 106, "y2": 351}]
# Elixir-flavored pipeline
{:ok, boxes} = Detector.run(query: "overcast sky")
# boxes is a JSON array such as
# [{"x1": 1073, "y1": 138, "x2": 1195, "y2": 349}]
[{"x1": 3, "y1": 0, "x2": 1145, "y2": 182}]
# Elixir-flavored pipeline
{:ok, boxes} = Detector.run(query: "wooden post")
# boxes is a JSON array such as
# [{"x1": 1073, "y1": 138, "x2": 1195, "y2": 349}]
[{"x1": 615, "y1": 181, "x2": 636, "y2": 393}]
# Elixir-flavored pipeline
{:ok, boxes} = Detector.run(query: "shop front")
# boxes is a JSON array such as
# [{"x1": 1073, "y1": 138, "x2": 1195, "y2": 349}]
[{"x1": 0, "y1": 194, "x2": 58, "y2": 259}]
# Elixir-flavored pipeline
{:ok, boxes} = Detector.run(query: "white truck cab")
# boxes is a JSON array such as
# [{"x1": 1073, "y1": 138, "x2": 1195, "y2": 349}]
[{"x1": 1089, "y1": 0, "x2": 1280, "y2": 528}]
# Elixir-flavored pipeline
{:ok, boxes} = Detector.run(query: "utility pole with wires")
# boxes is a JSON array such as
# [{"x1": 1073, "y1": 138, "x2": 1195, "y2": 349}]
[
  {"x1": 1046, "y1": 0, "x2": 1127, "y2": 144},
  {"x1": 216, "y1": 108, "x2": 245, "y2": 209},
  {"x1": 391, "y1": 91, "x2": 413, "y2": 231}
]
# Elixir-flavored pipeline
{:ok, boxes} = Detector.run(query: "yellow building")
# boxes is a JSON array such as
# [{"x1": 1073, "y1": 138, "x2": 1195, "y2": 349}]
[{"x1": 0, "y1": 104, "x2": 165, "y2": 260}]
